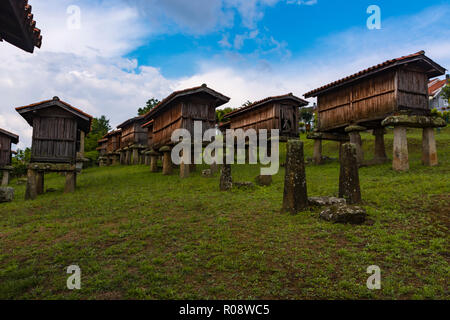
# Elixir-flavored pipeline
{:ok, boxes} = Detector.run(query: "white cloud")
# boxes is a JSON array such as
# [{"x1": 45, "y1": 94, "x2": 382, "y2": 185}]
[{"x1": 1, "y1": 1, "x2": 448, "y2": 153}]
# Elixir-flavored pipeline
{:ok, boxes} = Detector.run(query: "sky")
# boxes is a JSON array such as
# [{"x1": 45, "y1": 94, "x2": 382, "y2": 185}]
[{"x1": 1, "y1": 0, "x2": 449, "y2": 149}]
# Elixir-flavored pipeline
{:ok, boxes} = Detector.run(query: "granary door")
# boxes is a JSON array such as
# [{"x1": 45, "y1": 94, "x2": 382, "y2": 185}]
[
  {"x1": 279, "y1": 105, "x2": 295, "y2": 136},
  {"x1": 0, "y1": 135, "x2": 11, "y2": 167},
  {"x1": 31, "y1": 116, "x2": 78, "y2": 163}
]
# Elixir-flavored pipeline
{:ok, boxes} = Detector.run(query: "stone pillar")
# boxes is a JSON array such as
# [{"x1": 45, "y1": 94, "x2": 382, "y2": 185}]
[
  {"x1": 120, "y1": 150, "x2": 126, "y2": 165},
  {"x1": 422, "y1": 128, "x2": 438, "y2": 166},
  {"x1": 338, "y1": 141, "x2": 344, "y2": 162},
  {"x1": 282, "y1": 140, "x2": 308, "y2": 214},
  {"x1": 125, "y1": 149, "x2": 132, "y2": 165},
  {"x1": 36, "y1": 171, "x2": 45, "y2": 195},
  {"x1": 160, "y1": 146, "x2": 173, "y2": 175},
  {"x1": 112, "y1": 153, "x2": 120, "y2": 165},
  {"x1": 148, "y1": 153, "x2": 157, "y2": 173},
  {"x1": 190, "y1": 148, "x2": 197, "y2": 172},
  {"x1": 132, "y1": 147, "x2": 139, "y2": 165},
  {"x1": 313, "y1": 139, "x2": 322, "y2": 165},
  {"x1": 393, "y1": 126, "x2": 409, "y2": 172},
  {"x1": 373, "y1": 128, "x2": 388, "y2": 163},
  {"x1": 339, "y1": 143, "x2": 361, "y2": 204},
  {"x1": 210, "y1": 150, "x2": 219, "y2": 175},
  {"x1": 180, "y1": 150, "x2": 190, "y2": 179},
  {"x1": 64, "y1": 171, "x2": 76, "y2": 193},
  {"x1": 1, "y1": 170, "x2": 9, "y2": 187},
  {"x1": 345, "y1": 125, "x2": 366, "y2": 165},
  {"x1": 144, "y1": 152, "x2": 150, "y2": 166},
  {"x1": 25, "y1": 169, "x2": 38, "y2": 200}
]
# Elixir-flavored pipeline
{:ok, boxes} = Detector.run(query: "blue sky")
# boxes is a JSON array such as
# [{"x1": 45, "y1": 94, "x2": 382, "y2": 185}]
[
  {"x1": 126, "y1": 0, "x2": 449, "y2": 77},
  {"x1": 1, "y1": 0, "x2": 449, "y2": 149}
]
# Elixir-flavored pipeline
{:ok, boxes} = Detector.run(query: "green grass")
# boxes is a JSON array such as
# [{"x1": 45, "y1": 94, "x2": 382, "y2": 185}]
[{"x1": 0, "y1": 127, "x2": 449, "y2": 300}]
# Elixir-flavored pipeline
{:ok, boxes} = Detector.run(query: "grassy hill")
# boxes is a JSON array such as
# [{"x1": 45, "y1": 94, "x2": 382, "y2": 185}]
[{"x1": 1, "y1": 128, "x2": 449, "y2": 299}]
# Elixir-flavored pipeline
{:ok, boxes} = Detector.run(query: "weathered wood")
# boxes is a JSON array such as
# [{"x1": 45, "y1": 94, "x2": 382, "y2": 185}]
[
  {"x1": 16, "y1": 99, "x2": 92, "y2": 164},
  {"x1": 282, "y1": 140, "x2": 308, "y2": 214},
  {"x1": 306, "y1": 53, "x2": 446, "y2": 132},
  {"x1": 339, "y1": 143, "x2": 361, "y2": 204}
]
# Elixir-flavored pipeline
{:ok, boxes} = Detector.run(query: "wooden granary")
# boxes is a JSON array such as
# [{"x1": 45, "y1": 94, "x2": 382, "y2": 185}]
[
  {"x1": 100, "y1": 130, "x2": 122, "y2": 166},
  {"x1": 304, "y1": 51, "x2": 447, "y2": 170},
  {"x1": 144, "y1": 84, "x2": 230, "y2": 149},
  {"x1": 0, "y1": 128, "x2": 19, "y2": 186},
  {"x1": 0, "y1": 0, "x2": 42, "y2": 53},
  {"x1": 117, "y1": 116, "x2": 147, "y2": 165},
  {"x1": 143, "y1": 84, "x2": 230, "y2": 176},
  {"x1": 224, "y1": 93, "x2": 308, "y2": 139},
  {"x1": 96, "y1": 138, "x2": 108, "y2": 157},
  {"x1": 16, "y1": 96, "x2": 93, "y2": 199}
]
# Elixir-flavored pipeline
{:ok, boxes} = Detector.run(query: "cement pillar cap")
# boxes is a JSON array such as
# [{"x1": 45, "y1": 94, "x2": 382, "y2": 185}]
[
  {"x1": 382, "y1": 115, "x2": 446, "y2": 128},
  {"x1": 345, "y1": 125, "x2": 367, "y2": 133}
]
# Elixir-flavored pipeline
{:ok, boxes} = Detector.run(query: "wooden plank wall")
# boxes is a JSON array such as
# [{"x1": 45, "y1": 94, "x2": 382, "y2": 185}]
[
  {"x1": 397, "y1": 67, "x2": 429, "y2": 111},
  {"x1": 230, "y1": 104, "x2": 278, "y2": 132},
  {"x1": 318, "y1": 70, "x2": 396, "y2": 131},
  {"x1": 152, "y1": 100, "x2": 217, "y2": 148},
  {"x1": 31, "y1": 113, "x2": 77, "y2": 163},
  {"x1": 121, "y1": 122, "x2": 148, "y2": 147},
  {"x1": 152, "y1": 103, "x2": 183, "y2": 148},
  {"x1": 0, "y1": 134, "x2": 12, "y2": 167}
]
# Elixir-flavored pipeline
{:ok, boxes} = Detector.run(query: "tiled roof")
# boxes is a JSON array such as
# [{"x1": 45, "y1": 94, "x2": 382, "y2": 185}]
[
  {"x1": 224, "y1": 93, "x2": 308, "y2": 119},
  {"x1": 304, "y1": 51, "x2": 446, "y2": 98},
  {"x1": 428, "y1": 78, "x2": 448, "y2": 96},
  {"x1": 142, "y1": 119, "x2": 154, "y2": 128},
  {"x1": 16, "y1": 97, "x2": 93, "y2": 120},
  {"x1": 143, "y1": 84, "x2": 230, "y2": 119},
  {"x1": 24, "y1": 2, "x2": 42, "y2": 49},
  {"x1": 0, "y1": 0, "x2": 42, "y2": 52},
  {"x1": 117, "y1": 116, "x2": 145, "y2": 129},
  {"x1": 0, "y1": 128, "x2": 19, "y2": 144},
  {"x1": 103, "y1": 129, "x2": 122, "y2": 139}
]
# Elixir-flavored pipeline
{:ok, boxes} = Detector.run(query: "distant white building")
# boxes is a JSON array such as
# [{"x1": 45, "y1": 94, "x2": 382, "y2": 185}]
[{"x1": 428, "y1": 75, "x2": 449, "y2": 111}]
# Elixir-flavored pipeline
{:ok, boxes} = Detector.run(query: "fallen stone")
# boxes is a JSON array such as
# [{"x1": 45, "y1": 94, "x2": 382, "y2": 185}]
[
  {"x1": 202, "y1": 169, "x2": 212, "y2": 177},
  {"x1": 319, "y1": 204, "x2": 367, "y2": 224},
  {"x1": 16, "y1": 178, "x2": 27, "y2": 185},
  {"x1": 309, "y1": 197, "x2": 346, "y2": 206},
  {"x1": 0, "y1": 187, "x2": 14, "y2": 203},
  {"x1": 255, "y1": 175, "x2": 272, "y2": 186},
  {"x1": 234, "y1": 182, "x2": 255, "y2": 189}
]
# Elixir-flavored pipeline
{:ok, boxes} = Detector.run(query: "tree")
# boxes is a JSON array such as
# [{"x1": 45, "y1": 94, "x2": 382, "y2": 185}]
[
  {"x1": 441, "y1": 84, "x2": 450, "y2": 102},
  {"x1": 300, "y1": 108, "x2": 314, "y2": 125},
  {"x1": 216, "y1": 107, "x2": 235, "y2": 123},
  {"x1": 90, "y1": 115, "x2": 111, "y2": 136},
  {"x1": 85, "y1": 115, "x2": 111, "y2": 154},
  {"x1": 242, "y1": 100, "x2": 253, "y2": 107},
  {"x1": 138, "y1": 98, "x2": 160, "y2": 116},
  {"x1": 11, "y1": 148, "x2": 31, "y2": 177}
]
